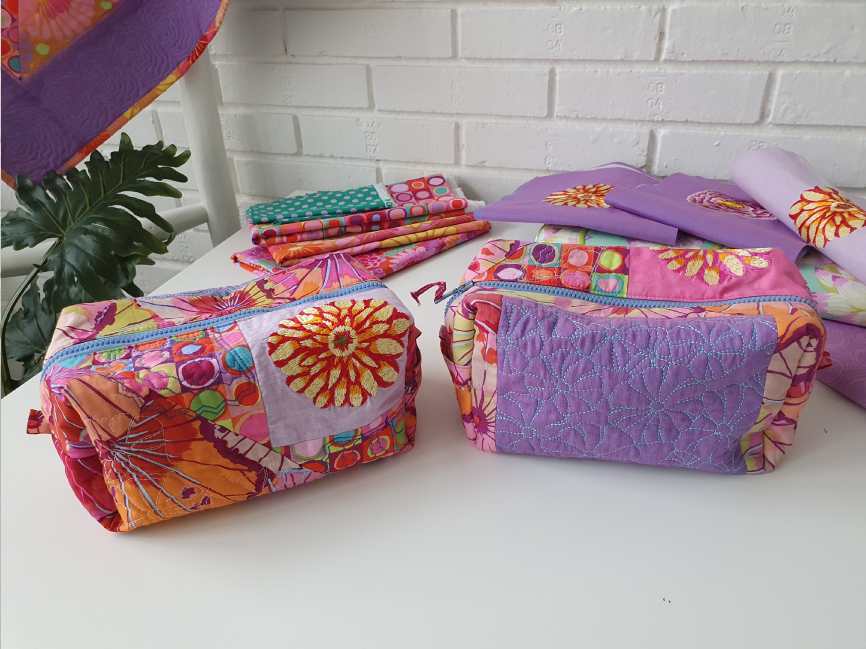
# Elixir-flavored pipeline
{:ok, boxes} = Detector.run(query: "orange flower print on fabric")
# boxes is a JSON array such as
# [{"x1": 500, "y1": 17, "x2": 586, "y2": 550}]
[
  {"x1": 268, "y1": 299, "x2": 410, "y2": 408},
  {"x1": 653, "y1": 248, "x2": 772, "y2": 286},
  {"x1": 788, "y1": 186, "x2": 866, "y2": 248},
  {"x1": 543, "y1": 184, "x2": 613, "y2": 208}
]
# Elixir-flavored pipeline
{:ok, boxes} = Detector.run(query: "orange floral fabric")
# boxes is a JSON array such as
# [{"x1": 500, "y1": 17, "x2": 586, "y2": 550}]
[
  {"x1": 543, "y1": 184, "x2": 613, "y2": 208},
  {"x1": 789, "y1": 186, "x2": 866, "y2": 248}
]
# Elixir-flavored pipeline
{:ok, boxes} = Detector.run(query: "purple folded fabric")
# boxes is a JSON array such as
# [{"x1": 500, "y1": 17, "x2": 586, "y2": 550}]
[
  {"x1": 817, "y1": 320, "x2": 866, "y2": 409},
  {"x1": 605, "y1": 173, "x2": 810, "y2": 263},
  {"x1": 475, "y1": 163, "x2": 679, "y2": 245},
  {"x1": 731, "y1": 148, "x2": 866, "y2": 283}
]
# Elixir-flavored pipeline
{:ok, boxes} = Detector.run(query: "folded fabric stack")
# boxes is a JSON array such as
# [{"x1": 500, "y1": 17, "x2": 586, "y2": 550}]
[
  {"x1": 233, "y1": 174, "x2": 490, "y2": 279},
  {"x1": 476, "y1": 150, "x2": 865, "y2": 408}
]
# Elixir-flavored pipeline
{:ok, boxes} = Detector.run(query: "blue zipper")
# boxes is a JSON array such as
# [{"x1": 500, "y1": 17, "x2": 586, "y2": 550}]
[
  {"x1": 436, "y1": 280, "x2": 817, "y2": 314},
  {"x1": 43, "y1": 280, "x2": 383, "y2": 373}
]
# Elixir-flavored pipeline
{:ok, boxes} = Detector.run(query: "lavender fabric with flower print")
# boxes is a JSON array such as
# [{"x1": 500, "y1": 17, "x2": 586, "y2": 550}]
[
  {"x1": 605, "y1": 174, "x2": 810, "y2": 263},
  {"x1": 495, "y1": 298, "x2": 778, "y2": 473},
  {"x1": 475, "y1": 164, "x2": 679, "y2": 245},
  {"x1": 731, "y1": 148, "x2": 866, "y2": 283}
]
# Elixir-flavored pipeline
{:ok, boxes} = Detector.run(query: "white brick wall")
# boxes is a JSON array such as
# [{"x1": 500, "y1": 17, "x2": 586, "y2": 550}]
[
  {"x1": 217, "y1": 63, "x2": 369, "y2": 108},
  {"x1": 286, "y1": 9, "x2": 452, "y2": 58},
  {"x1": 771, "y1": 70, "x2": 866, "y2": 127},
  {"x1": 234, "y1": 157, "x2": 377, "y2": 197},
  {"x1": 6, "y1": 1, "x2": 862, "y2": 300},
  {"x1": 464, "y1": 123, "x2": 649, "y2": 171},
  {"x1": 209, "y1": 9, "x2": 284, "y2": 56},
  {"x1": 373, "y1": 66, "x2": 549, "y2": 116},
  {"x1": 664, "y1": 4, "x2": 866, "y2": 63},
  {"x1": 556, "y1": 70, "x2": 769, "y2": 124},
  {"x1": 460, "y1": 7, "x2": 661, "y2": 61},
  {"x1": 300, "y1": 116, "x2": 456, "y2": 164},
  {"x1": 654, "y1": 131, "x2": 866, "y2": 187}
]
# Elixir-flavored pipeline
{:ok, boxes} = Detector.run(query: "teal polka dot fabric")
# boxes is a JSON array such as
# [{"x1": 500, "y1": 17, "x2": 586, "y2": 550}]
[{"x1": 247, "y1": 185, "x2": 393, "y2": 224}]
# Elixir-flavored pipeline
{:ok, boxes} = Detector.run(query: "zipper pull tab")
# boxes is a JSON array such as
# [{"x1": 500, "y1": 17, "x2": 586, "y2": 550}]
[
  {"x1": 434, "y1": 281, "x2": 474, "y2": 304},
  {"x1": 410, "y1": 281, "x2": 474, "y2": 306},
  {"x1": 410, "y1": 281, "x2": 448, "y2": 305}
]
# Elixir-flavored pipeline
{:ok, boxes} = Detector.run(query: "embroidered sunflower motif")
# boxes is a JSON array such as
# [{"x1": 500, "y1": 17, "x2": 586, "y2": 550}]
[
  {"x1": 686, "y1": 190, "x2": 774, "y2": 220},
  {"x1": 653, "y1": 248, "x2": 772, "y2": 286},
  {"x1": 788, "y1": 186, "x2": 866, "y2": 248},
  {"x1": 267, "y1": 299, "x2": 410, "y2": 408},
  {"x1": 543, "y1": 184, "x2": 613, "y2": 208}
]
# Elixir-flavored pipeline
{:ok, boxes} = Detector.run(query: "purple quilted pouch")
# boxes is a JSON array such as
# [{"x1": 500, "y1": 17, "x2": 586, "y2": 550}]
[{"x1": 427, "y1": 239, "x2": 829, "y2": 474}]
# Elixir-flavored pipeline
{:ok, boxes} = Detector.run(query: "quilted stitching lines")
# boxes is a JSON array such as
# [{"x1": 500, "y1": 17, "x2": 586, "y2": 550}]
[{"x1": 495, "y1": 300, "x2": 777, "y2": 473}]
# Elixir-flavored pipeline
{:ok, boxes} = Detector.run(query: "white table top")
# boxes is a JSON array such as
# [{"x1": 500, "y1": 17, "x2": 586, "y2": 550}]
[{"x1": 3, "y1": 221, "x2": 865, "y2": 648}]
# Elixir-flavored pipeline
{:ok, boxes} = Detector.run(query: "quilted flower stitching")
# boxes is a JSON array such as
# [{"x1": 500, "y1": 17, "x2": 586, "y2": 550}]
[
  {"x1": 788, "y1": 186, "x2": 866, "y2": 248},
  {"x1": 653, "y1": 248, "x2": 772, "y2": 286},
  {"x1": 543, "y1": 184, "x2": 613, "y2": 208},
  {"x1": 686, "y1": 190, "x2": 774, "y2": 220},
  {"x1": 267, "y1": 299, "x2": 410, "y2": 408}
]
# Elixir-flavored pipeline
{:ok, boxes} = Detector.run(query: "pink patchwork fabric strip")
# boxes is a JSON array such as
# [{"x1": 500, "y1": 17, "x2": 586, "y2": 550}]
[
  {"x1": 266, "y1": 214, "x2": 481, "y2": 266},
  {"x1": 247, "y1": 174, "x2": 472, "y2": 244},
  {"x1": 232, "y1": 224, "x2": 491, "y2": 279},
  {"x1": 250, "y1": 209, "x2": 468, "y2": 247}
]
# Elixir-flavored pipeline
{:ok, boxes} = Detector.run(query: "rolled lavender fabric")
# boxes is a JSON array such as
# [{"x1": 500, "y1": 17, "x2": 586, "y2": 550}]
[
  {"x1": 817, "y1": 320, "x2": 866, "y2": 409},
  {"x1": 605, "y1": 173, "x2": 810, "y2": 263},
  {"x1": 475, "y1": 163, "x2": 679, "y2": 245},
  {"x1": 731, "y1": 148, "x2": 866, "y2": 283}
]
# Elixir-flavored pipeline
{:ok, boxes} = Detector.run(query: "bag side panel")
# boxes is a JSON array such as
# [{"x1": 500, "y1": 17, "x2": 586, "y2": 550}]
[
  {"x1": 494, "y1": 298, "x2": 778, "y2": 473},
  {"x1": 441, "y1": 290, "x2": 505, "y2": 452},
  {"x1": 741, "y1": 310, "x2": 826, "y2": 472}
]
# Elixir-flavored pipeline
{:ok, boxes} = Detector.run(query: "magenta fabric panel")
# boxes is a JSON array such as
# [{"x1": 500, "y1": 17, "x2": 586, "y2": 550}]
[{"x1": 628, "y1": 247, "x2": 811, "y2": 304}]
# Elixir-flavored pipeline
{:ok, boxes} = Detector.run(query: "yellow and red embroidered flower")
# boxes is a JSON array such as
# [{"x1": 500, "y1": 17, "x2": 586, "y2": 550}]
[
  {"x1": 653, "y1": 248, "x2": 772, "y2": 286},
  {"x1": 267, "y1": 299, "x2": 410, "y2": 408},
  {"x1": 543, "y1": 184, "x2": 613, "y2": 208},
  {"x1": 789, "y1": 186, "x2": 866, "y2": 248}
]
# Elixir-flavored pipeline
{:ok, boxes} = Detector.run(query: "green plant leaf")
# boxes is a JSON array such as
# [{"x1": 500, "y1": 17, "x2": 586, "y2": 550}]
[
  {"x1": 0, "y1": 133, "x2": 189, "y2": 391},
  {"x1": 4, "y1": 279, "x2": 67, "y2": 385}
]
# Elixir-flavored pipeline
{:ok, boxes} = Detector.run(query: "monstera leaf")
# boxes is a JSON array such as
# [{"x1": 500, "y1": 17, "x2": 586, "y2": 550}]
[
  {"x1": 4, "y1": 279, "x2": 61, "y2": 384},
  {"x1": 1, "y1": 134, "x2": 190, "y2": 392}
]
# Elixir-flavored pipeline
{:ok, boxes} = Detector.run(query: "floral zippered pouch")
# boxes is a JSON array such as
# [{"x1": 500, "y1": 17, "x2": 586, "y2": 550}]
[
  {"x1": 28, "y1": 254, "x2": 422, "y2": 531},
  {"x1": 427, "y1": 239, "x2": 828, "y2": 474}
]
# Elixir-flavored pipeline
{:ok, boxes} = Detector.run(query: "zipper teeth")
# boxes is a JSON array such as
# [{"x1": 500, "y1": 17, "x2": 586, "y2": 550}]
[
  {"x1": 43, "y1": 281, "x2": 383, "y2": 373},
  {"x1": 442, "y1": 280, "x2": 817, "y2": 313}
]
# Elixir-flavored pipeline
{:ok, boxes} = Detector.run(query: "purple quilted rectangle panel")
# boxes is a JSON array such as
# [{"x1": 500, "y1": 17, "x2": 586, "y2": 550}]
[{"x1": 495, "y1": 299, "x2": 778, "y2": 473}]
